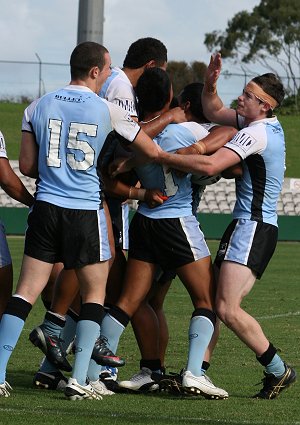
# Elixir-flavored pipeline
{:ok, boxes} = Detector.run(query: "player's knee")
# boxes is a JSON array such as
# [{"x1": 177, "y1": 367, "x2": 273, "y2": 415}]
[{"x1": 216, "y1": 301, "x2": 238, "y2": 328}]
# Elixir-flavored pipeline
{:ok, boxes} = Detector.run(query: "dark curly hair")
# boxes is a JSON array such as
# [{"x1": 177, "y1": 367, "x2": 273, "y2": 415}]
[
  {"x1": 135, "y1": 68, "x2": 171, "y2": 120},
  {"x1": 123, "y1": 37, "x2": 167, "y2": 69}
]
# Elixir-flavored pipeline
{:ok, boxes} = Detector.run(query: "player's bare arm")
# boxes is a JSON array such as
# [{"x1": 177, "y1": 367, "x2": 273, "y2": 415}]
[
  {"x1": 176, "y1": 125, "x2": 237, "y2": 156},
  {"x1": 19, "y1": 131, "x2": 39, "y2": 179},
  {"x1": 0, "y1": 158, "x2": 34, "y2": 207},
  {"x1": 202, "y1": 53, "x2": 237, "y2": 126},
  {"x1": 140, "y1": 107, "x2": 186, "y2": 139},
  {"x1": 158, "y1": 145, "x2": 241, "y2": 176}
]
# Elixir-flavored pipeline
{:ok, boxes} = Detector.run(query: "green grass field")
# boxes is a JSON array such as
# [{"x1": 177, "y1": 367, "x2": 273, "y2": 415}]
[
  {"x1": 0, "y1": 102, "x2": 299, "y2": 177},
  {"x1": 1, "y1": 237, "x2": 299, "y2": 425}
]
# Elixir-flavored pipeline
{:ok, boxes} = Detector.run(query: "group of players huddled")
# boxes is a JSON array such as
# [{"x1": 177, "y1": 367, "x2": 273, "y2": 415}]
[{"x1": 0, "y1": 37, "x2": 296, "y2": 401}]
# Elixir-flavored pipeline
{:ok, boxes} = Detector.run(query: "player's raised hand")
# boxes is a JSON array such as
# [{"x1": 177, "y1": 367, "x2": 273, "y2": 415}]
[{"x1": 205, "y1": 52, "x2": 222, "y2": 94}]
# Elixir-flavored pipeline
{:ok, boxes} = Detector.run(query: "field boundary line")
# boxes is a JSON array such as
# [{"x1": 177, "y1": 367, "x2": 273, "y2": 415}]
[{"x1": 256, "y1": 311, "x2": 300, "y2": 320}]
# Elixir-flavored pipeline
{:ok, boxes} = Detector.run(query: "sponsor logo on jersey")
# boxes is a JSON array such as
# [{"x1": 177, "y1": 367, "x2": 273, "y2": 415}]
[
  {"x1": 116, "y1": 98, "x2": 136, "y2": 115},
  {"x1": 54, "y1": 94, "x2": 84, "y2": 103},
  {"x1": 230, "y1": 131, "x2": 257, "y2": 153}
]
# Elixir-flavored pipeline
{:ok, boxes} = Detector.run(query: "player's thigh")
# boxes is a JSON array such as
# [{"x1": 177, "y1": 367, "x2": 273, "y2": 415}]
[
  {"x1": 118, "y1": 258, "x2": 156, "y2": 316},
  {"x1": 15, "y1": 254, "x2": 54, "y2": 304},
  {"x1": 177, "y1": 255, "x2": 215, "y2": 309},
  {"x1": 149, "y1": 277, "x2": 173, "y2": 311},
  {"x1": 76, "y1": 260, "x2": 110, "y2": 304},
  {"x1": 51, "y1": 268, "x2": 79, "y2": 315},
  {"x1": 216, "y1": 260, "x2": 256, "y2": 308}
]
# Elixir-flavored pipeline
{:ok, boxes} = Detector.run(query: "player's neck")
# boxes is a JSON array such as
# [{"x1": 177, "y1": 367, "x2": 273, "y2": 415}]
[{"x1": 123, "y1": 67, "x2": 144, "y2": 88}]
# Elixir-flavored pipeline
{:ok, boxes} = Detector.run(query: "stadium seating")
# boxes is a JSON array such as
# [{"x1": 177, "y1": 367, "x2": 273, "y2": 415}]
[{"x1": 1, "y1": 161, "x2": 300, "y2": 216}]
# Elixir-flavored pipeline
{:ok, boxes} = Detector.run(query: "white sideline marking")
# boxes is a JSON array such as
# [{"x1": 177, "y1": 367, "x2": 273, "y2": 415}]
[
  {"x1": 256, "y1": 311, "x2": 300, "y2": 320},
  {"x1": 23, "y1": 311, "x2": 300, "y2": 333}
]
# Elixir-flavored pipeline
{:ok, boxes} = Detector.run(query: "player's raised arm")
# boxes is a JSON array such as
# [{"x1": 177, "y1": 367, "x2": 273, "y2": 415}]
[{"x1": 202, "y1": 53, "x2": 237, "y2": 127}]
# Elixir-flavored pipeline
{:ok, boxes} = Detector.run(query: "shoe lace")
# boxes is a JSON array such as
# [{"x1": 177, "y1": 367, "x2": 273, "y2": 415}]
[
  {"x1": 255, "y1": 372, "x2": 280, "y2": 397},
  {"x1": 96, "y1": 336, "x2": 110, "y2": 349},
  {"x1": 92, "y1": 380, "x2": 114, "y2": 395},
  {"x1": 131, "y1": 369, "x2": 151, "y2": 381},
  {"x1": 85, "y1": 384, "x2": 102, "y2": 400},
  {"x1": 203, "y1": 374, "x2": 213, "y2": 384}
]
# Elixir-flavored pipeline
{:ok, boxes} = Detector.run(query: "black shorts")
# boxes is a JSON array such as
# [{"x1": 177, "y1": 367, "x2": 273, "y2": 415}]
[
  {"x1": 25, "y1": 201, "x2": 111, "y2": 269},
  {"x1": 214, "y1": 218, "x2": 278, "y2": 279},
  {"x1": 106, "y1": 197, "x2": 129, "y2": 250},
  {"x1": 128, "y1": 212, "x2": 210, "y2": 270}
]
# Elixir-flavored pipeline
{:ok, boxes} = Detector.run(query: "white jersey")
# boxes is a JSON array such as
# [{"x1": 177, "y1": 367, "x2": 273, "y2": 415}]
[
  {"x1": 0, "y1": 131, "x2": 8, "y2": 159},
  {"x1": 99, "y1": 67, "x2": 138, "y2": 117},
  {"x1": 22, "y1": 85, "x2": 140, "y2": 210}
]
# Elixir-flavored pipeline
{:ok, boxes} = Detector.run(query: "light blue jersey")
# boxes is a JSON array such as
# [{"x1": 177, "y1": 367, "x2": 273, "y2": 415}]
[
  {"x1": 225, "y1": 116, "x2": 285, "y2": 226},
  {"x1": 136, "y1": 122, "x2": 208, "y2": 218},
  {"x1": 22, "y1": 85, "x2": 140, "y2": 210}
]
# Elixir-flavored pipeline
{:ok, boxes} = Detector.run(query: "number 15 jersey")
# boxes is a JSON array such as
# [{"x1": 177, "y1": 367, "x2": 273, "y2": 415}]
[{"x1": 22, "y1": 85, "x2": 140, "y2": 210}]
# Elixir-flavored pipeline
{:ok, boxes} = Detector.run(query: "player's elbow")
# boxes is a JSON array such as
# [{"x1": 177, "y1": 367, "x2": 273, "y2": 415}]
[
  {"x1": 19, "y1": 159, "x2": 37, "y2": 178},
  {"x1": 199, "y1": 161, "x2": 220, "y2": 176},
  {"x1": 19, "y1": 159, "x2": 30, "y2": 176}
]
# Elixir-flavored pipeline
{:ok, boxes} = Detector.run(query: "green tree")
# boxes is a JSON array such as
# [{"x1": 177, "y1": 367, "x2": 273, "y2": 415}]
[
  {"x1": 204, "y1": 0, "x2": 300, "y2": 98},
  {"x1": 166, "y1": 61, "x2": 207, "y2": 96}
]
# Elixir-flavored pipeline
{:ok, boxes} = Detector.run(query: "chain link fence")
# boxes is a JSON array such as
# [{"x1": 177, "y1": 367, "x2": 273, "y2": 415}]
[
  {"x1": 0, "y1": 59, "x2": 299, "y2": 107},
  {"x1": 0, "y1": 59, "x2": 262, "y2": 107}
]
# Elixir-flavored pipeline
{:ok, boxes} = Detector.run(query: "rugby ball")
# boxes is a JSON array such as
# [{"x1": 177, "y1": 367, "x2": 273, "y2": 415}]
[{"x1": 191, "y1": 174, "x2": 221, "y2": 186}]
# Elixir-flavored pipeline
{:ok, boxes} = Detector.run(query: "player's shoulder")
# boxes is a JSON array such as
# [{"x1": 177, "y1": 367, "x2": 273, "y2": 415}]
[
  {"x1": 236, "y1": 118, "x2": 278, "y2": 145},
  {"x1": 101, "y1": 68, "x2": 132, "y2": 96},
  {"x1": 179, "y1": 122, "x2": 209, "y2": 140}
]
